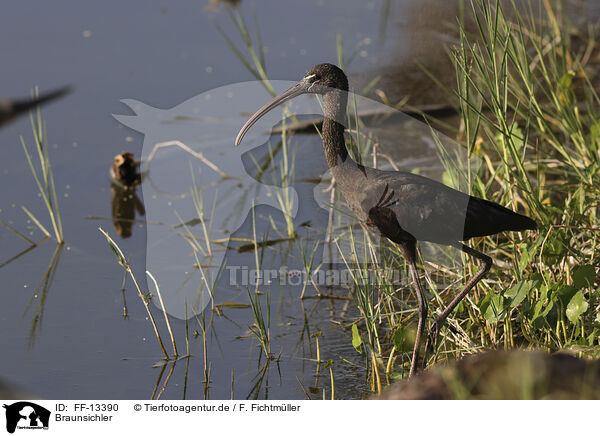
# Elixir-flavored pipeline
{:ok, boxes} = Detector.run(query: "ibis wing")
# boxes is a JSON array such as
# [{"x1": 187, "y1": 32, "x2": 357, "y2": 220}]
[
  {"x1": 357, "y1": 172, "x2": 471, "y2": 244},
  {"x1": 341, "y1": 165, "x2": 535, "y2": 245}
]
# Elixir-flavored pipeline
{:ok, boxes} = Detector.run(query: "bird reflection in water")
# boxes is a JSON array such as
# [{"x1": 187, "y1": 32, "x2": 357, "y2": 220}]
[{"x1": 110, "y1": 152, "x2": 144, "y2": 238}]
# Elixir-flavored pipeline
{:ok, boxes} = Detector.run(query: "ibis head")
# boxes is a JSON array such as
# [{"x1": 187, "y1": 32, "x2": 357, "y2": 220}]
[{"x1": 235, "y1": 63, "x2": 348, "y2": 146}]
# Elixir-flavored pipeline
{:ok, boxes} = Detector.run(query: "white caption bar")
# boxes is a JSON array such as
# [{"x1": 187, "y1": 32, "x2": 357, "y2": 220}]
[{"x1": 0, "y1": 400, "x2": 595, "y2": 435}]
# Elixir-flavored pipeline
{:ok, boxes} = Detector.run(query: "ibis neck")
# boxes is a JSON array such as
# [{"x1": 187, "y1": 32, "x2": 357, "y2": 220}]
[
  {"x1": 322, "y1": 118, "x2": 348, "y2": 168},
  {"x1": 322, "y1": 91, "x2": 349, "y2": 169}
]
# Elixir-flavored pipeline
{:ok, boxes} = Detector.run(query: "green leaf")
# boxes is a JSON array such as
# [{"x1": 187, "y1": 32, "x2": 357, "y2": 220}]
[
  {"x1": 508, "y1": 122, "x2": 524, "y2": 150},
  {"x1": 591, "y1": 121, "x2": 600, "y2": 147},
  {"x1": 532, "y1": 300, "x2": 554, "y2": 329},
  {"x1": 559, "y1": 71, "x2": 574, "y2": 92},
  {"x1": 539, "y1": 283, "x2": 549, "y2": 302},
  {"x1": 573, "y1": 265, "x2": 596, "y2": 289},
  {"x1": 504, "y1": 279, "x2": 536, "y2": 308},
  {"x1": 566, "y1": 291, "x2": 589, "y2": 324},
  {"x1": 545, "y1": 239, "x2": 566, "y2": 258},
  {"x1": 532, "y1": 299, "x2": 544, "y2": 319},
  {"x1": 518, "y1": 245, "x2": 530, "y2": 271},
  {"x1": 392, "y1": 327, "x2": 410, "y2": 352},
  {"x1": 481, "y1": 292, "x2": 503, "y2": 323},
  {"x1": 556, "y1": 285, "x2": 577, "y2": 306},
  {"x1": 351, "y1": 324, "x2": 363, "y2": 354},
  {"x1": 442, "y1": 170, "x2": 454, "y2": 187},
  {"x1": 217, "y1": 302, "x2": 252, "y2": 309},
  {"x1": 587, "y1": 328, "x2": 598, "y2": 346},
  {"x1": 99, "y1": 227, "x2": 127, "y2": 267},
  {"x1": 108, "y1": 240, "x2": 126, "y2": 267}
]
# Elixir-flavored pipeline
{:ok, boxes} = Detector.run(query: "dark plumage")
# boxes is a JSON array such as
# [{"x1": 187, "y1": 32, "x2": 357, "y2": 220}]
[
  {"x1": 110, "y1": 152, "x2": 144, "y2": 238},
  {"x1": 110, "y1": 152, "x2": 141, "y2": 188},
  {"x1": 356, "y1": 167, "x2": 536, "y2": 245},
  {"x1": 236, "y1": 63, "x2": 537, "y2": 377},
  {"x1": 0, "y1": 86, "x2": 71, "y2": 128}
]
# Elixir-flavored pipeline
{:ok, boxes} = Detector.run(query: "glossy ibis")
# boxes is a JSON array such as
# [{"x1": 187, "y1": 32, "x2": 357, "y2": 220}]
[{"x1": 235, "y1": 63, "x2": 537, "y2": 377}]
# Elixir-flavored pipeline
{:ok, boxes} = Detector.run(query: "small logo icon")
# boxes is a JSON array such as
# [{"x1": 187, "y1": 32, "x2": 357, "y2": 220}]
[{"x1": 3, "y1": 402, "x2": 50, "y2": 434}]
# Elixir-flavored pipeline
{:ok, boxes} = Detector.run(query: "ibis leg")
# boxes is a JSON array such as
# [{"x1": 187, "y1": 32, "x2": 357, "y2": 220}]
[
  {"x1": 423, "y1": 243, "x2": 492, "y2": 361},
  {"x1": 407, "y1": 260, "x2": 428, "y2": 377},
  {"x1": 398, "y1": 241, "x2": 428, "y2": 377}
]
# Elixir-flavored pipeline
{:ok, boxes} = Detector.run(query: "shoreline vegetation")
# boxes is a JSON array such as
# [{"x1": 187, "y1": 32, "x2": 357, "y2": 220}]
[
  {"x1": 215, "y1": 0, "x2": 600, "y2": 396},
  {"x1": 94, "y1": 0, "x2": 599, "y2": 398}
]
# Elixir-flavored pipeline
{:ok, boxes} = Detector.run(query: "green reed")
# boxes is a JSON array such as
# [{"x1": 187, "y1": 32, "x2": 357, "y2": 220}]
[{"x1": 20, "y1": 97, "x2": 63, "y2": 243}]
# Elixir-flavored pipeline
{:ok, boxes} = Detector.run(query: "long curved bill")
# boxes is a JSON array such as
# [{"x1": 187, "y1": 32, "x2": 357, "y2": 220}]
[{"x1": 235, "y1": 79, "x2": 311, "y2": 146}]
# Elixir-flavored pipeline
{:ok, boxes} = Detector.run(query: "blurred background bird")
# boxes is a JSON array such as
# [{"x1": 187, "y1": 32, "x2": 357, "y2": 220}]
[{"x1": 0, "y1": 86, "x2": 71, "y2": 128}]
